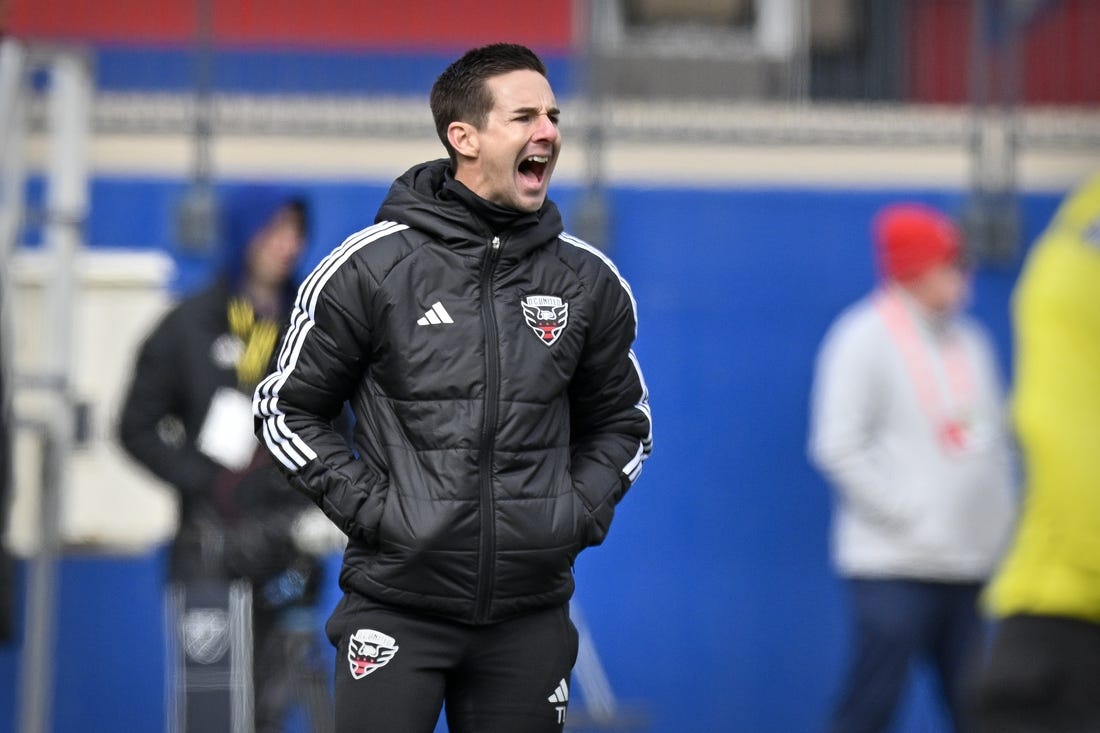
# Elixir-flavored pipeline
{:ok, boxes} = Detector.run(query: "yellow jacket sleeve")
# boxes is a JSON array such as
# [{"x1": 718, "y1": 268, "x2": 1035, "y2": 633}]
[{"x1": 985, "y1": 172, "x2": 1100, "y2": 623}]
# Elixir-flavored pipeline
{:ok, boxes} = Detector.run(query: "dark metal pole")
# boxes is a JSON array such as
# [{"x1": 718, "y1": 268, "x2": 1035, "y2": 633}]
[
  {"x1": 574, "y1": 0, "x2": 611, "y2": 253},
  {"x1": 965, "y1": 0, "x2": 1021, "y2": 265},
  {"x1": 176, "y1": 0, "x2": 219, "y2": 253}
]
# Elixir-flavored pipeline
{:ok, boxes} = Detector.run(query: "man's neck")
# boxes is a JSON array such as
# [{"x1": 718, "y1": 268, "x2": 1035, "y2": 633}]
[
  {"x1": 242, "y1": 279, "x2": 282, "y2": 319},
  {"x1": 443, "y1": 170, "x2": 533, "y2": 234}
]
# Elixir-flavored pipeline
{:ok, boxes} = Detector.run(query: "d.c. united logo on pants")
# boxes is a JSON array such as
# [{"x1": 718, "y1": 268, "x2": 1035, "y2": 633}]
[{"x1": 347, "y1": 628, "x2": 399, "y2": 679}]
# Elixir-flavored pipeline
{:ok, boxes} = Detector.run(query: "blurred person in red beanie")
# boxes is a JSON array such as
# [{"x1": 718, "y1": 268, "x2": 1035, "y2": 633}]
[{"x1": 808, "y1": 202, "x2": 1017, "y2": 733}]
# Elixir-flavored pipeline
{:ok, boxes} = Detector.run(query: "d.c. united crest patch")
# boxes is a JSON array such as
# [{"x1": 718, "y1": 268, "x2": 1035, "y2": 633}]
[
  {"x1": 521, "y1": 295, "x2": 569, "y2": 347},
  {"x1": 347, "y1": 628, "x2": 399, "y2": 680}
]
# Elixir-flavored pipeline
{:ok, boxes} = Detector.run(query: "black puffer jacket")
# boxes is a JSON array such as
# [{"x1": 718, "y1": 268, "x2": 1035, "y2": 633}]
[
  {"x1": 119, "y1": 187, "x2": 322, "y2": 608},
  {"x1": 255, "y1": 160, "x2": 653, "y2": 624},
  {"x1": 118, "y1": 282, "x2": 321, "y2": 600}
]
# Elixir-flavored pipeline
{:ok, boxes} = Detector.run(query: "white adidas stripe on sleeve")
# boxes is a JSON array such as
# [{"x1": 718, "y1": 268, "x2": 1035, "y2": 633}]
[
  {"x1": 254, "y1": 221, "x2": 408, "y2": 471},
  {"x1": 558, "y1": 233, "x2": 652, "y2": 481}
]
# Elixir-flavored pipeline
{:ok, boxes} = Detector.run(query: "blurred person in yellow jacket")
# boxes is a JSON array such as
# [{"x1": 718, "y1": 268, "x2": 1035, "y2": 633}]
[{"x1": 978, "y1": 172, "x2": 1100, "y2": 732}]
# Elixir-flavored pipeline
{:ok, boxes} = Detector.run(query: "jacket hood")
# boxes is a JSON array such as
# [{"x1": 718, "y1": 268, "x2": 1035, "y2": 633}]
[
  {"x1": 376, "y1": 159, "x2": 564, "y2": 262},
  {"x1": 219, "y1": 185, "x2": 310, "y2": 291}
]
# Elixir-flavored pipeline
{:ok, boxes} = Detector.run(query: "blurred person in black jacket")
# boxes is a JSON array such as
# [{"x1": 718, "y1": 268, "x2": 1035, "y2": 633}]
[{"x1": 119, "y1": 186, "x2": 339, "y2": 732}]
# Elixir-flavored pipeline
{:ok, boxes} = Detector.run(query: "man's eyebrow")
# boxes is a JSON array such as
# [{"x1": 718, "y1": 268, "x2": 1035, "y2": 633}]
[{"x1": 511, "y1": 105, "x2": 561, "y2": 117}]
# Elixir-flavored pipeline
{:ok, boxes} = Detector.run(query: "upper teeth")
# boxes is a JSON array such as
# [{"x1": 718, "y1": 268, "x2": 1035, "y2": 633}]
[{"x1": 526, "y1": 156, "x2": 549, "y2": 163}]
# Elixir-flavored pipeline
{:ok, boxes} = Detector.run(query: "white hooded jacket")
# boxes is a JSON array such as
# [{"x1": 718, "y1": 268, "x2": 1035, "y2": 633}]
[{"x1": 808, "y1": 287, "x2": 1016, "y2": 581}]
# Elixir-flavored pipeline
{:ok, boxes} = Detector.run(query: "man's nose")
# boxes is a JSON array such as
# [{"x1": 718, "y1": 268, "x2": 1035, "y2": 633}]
[{"x1": 533, "y1": 113, "x2": 559, "y2": 141}]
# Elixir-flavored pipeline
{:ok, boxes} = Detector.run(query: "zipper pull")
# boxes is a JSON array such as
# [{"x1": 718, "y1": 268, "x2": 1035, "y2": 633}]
[{"x1": 491, "y1": 235, "x2": 501, "y2": 250}]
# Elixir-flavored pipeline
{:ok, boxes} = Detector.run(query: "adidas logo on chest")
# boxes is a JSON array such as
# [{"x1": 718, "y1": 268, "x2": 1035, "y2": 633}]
[{"x1": 416, "y1": 301, "x2": 453, "y2": 326}]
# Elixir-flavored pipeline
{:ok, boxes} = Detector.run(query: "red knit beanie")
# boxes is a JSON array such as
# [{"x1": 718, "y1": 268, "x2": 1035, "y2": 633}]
[{"x1": 873, "y1": 203, "x2": 961, "y2": 282}]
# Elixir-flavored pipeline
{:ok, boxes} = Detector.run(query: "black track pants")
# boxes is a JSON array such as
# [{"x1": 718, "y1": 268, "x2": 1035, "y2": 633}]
[
  {"x1": 326, "y1": 594, "x2": 579, "y2": 733},
  {"x1": 978, "y1": 614, "x2": 1100, "y2": 733}
]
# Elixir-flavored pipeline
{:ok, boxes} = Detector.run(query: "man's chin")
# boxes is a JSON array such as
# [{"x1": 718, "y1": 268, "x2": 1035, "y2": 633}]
[{"x1": 516, "y1": 189, "x2": 548, "y2": 213}]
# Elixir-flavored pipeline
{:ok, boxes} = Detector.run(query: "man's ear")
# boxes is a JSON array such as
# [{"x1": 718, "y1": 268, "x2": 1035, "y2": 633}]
[{"x1": 448, "y1": 121, "x2": 478, "y2": 159}]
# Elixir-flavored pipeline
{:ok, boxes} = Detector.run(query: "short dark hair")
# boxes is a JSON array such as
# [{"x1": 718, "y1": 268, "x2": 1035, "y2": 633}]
[{"x1": 430, "y1": 43, "x2": 549, "y2": 163}]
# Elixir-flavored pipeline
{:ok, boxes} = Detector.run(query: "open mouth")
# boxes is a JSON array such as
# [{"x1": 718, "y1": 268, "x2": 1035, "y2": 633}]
[{"x1": 518, "y1": 154, "x2": 550, "y2": 187}]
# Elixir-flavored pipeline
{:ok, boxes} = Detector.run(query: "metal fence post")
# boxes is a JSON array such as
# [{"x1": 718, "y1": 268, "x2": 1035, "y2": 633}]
[{"x1": 16, "y1": 48, "x2": 91, "y2": 733}]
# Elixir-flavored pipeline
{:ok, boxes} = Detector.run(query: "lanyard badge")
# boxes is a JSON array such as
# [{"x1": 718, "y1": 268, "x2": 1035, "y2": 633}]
[{"x1": 875, "y1": 289, "x2": 985, "y2": 457}]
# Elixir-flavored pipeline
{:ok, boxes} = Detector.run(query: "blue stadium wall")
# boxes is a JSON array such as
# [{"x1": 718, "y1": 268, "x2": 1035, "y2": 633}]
[{"x1": 0, "y1": 174, "x2": 1065, "y2": 732}]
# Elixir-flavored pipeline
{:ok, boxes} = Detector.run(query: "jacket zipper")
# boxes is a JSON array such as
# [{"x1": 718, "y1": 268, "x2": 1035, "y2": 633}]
[{"x1": 475, "y1": 234, "x2": 503, "y2": 622}]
